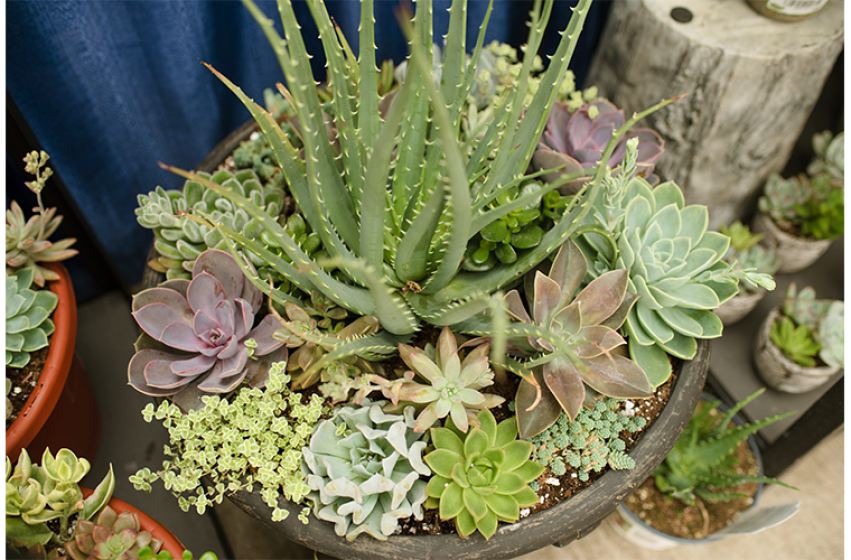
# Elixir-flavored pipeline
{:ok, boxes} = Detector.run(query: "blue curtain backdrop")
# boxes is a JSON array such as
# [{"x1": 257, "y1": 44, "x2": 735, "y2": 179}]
[{"x1": 7, "y1": 1, "x2": 609, "y2": 300}]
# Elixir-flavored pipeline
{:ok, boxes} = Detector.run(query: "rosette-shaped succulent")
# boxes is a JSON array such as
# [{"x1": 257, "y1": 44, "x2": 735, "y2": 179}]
[
  {"x1": 64, "y1": 506, "x2": 162, "y2": 560},
  {"x1": 128, "y1": 249, "x2": 287, "y2": 410},
  {"x1": 582, "y1": 178, "x2": 773, "y2": 385},
  {"x1": 423, "y1": 409, "x2": 544, "y2": 540},
  {"x1": 6, "y1": 448, "x2": 115, "y2": 549},
  {"x1": 6, "y1": 200, "x2": 78, "y2": 288},
  {"x1": 532, "y1": 100, "x2": 664, "y2": 194},
  {"x1": 807, "y1": 130, "x2": 844, "y2": 183},
  {"x1": 6, "y1": 267, "x2": 59, "y2": 368},
  {"x1": 381, "y1": 327, "x2": 504, "y2": 433},
  {"x1": 757, "y1": 173, "x2": 810, "y2": 232},
  {"x1": 505, "y1": 239, "x2": 652, "y2": 439},
  {"x1": 301, "y1": 400, "x2": 431, "y2": 541},
  {"x1": 135, "y1": 169, "x2": 285, "y2": 280}
]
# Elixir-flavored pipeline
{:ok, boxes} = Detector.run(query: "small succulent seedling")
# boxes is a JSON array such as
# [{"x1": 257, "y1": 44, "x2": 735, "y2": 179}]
[
  {"x1": 382, "y1": 326, "x2": 504, "y2": 433},
  {"x1": 6, "y1": 151, "x2": 78, "y2": 287}
]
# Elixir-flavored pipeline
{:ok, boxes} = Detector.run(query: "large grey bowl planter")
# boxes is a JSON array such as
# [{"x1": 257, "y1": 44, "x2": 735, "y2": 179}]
[{"x1": 143, "y1": 121, "x2": 712, "y2": 560}]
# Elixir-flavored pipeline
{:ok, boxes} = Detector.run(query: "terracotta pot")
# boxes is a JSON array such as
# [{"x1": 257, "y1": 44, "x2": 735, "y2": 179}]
[
  {"x1": 751, "y1": 211, "x2": 832, "y2": 273},
  {"x1": 80, "y1": 488, "x2": 185, "y2": 556},
  {"x1": 753, "y1": 306, "x2": 840, "y2": 393},
  {"x1": 714, "y1": 289, "x2": 767, "y2": 326},
  {"x1": 6, "y1": 262, "x2": 100, "y2": 463}
]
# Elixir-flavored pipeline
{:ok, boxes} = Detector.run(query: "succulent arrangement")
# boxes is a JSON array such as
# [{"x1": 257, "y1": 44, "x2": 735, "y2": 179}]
[
  {"x1": 652, "y1": 390, "x2": 796, "y2": 505},
  {"x1": 757, "y1": 130, "x2": 844, "y2": 242},
  {"x1": 126, "y1": 0, "x2": 771, "y2": 545},
  {"x1": 769, "y1": 283, "x2": 844, "y2": 368},
  {"x1": 5, "y1": 448, "x2": 119, "y2": 557}
]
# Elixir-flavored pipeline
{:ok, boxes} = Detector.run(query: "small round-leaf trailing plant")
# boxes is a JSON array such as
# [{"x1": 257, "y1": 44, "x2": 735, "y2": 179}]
[
  {"x1": 423, "y1": 409, "x2": 544, "y2": 540},
  {"x1": 131, "y1": 363, "x2": 326, "y2": 524},
  {"x1": 528, "y1": 398, "x2": 647, "y2": 481}
]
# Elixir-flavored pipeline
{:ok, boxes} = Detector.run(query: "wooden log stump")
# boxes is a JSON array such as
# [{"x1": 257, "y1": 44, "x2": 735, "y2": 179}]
[{"x1": 585, "y1": 0, "x2": 843, "y2": 228}]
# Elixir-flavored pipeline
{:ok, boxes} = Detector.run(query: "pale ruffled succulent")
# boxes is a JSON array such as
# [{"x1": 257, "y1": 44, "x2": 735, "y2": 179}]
[
  {"x1": 757, "y1": 174, "x2": 810, "y2": 231},
  {"x1": 7, "y1": 151, "x2": 78, "y2": 287},
  {"x1": 381, "y1": 327, "x2": 504, "y2": 433},
  {"x1": 6, "y1": 266, "x2": 58, "y2": 368},
  {"x1": 505, "y1": 239, "x2": 652, "y2": 439},
  {"x1": 128, "y1": 249, "x2": 287, "y2": 410},
  {"x1": 301, "y1": 400, "x2": 431, "y2": 541}
]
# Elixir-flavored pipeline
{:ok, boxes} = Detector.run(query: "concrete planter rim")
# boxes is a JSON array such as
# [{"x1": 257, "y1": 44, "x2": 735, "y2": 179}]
[{"x1": 752, "y1": 211, "x2": 832, "y2": 273}]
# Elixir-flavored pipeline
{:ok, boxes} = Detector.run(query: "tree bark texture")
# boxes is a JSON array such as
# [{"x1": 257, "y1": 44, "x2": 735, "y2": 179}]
[{"x1": 585, "y1": 0, "x2": 844, "y2": 228}]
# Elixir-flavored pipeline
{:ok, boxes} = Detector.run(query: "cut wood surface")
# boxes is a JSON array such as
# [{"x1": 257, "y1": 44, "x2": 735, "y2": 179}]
[{"x1": 586, "y1": 0, "x2": 844, "y2": 228}]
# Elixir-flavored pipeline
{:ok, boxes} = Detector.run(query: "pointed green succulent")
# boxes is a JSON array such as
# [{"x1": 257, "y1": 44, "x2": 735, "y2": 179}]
[
  {"x1": 505, "y1": 238, "x2": 653, "y2": 439},
  {"x1": 6, "y1": 151, "x2": 78, "y2": 287},
  {"x1": 64, "y1": 505, "x2": 163, "y2": 560},
  {"x1": 794, "y1": 174, "x2": 844, "y2": 241},
  {"x1": 653, "y1": 390, "x2": 797, "y2": 505},
  {"x1": 159, "y1": 0, "x2": 623, "y2": 347},
  {"x1": 424, "y1": 408, "x2": 544, "y2": 540},
  {"x1": 302, "y1": 400, "x2": 432, "y2": 541},
  {"x1": 6, "y1": 266, "x2": 58, "y2": 368},
  {"x1": 769, "y1": 316, "x2": 820, "y2": 367},
  {"x1": 135, "y1": 168, "x2": 285, "y2": 280},
  {"x1": 6, "y1": 448, "x2": 115, "y2": 549},
  {"x1": 579, "y1": 142, "x2": 775, "y2": 385},
  {"x1": 382, "y1": 326, "x2": 504, "y2": 433}
]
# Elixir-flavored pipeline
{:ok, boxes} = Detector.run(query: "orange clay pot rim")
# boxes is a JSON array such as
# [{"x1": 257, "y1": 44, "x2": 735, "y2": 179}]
[
  {"x1": 80, "y1": 487, "x2": 185, "y2": 556},
  {"x1": 6, "y1": 262, "x2": 77, "y2": 453}
]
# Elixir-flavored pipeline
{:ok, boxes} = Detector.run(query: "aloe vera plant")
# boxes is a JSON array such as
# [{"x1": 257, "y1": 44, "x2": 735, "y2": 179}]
[{"x1": 156, "y1": 0, "x2": 679, "y2": 364}]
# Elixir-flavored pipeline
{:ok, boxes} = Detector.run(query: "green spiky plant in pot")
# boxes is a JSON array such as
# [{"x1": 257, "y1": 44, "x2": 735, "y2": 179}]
[
  {"x1": 611, "y1": 390, "x2": 800, "y2": 547},
  {"x1": 125, "y1": 0, "x2": 773, "y2": 555}
]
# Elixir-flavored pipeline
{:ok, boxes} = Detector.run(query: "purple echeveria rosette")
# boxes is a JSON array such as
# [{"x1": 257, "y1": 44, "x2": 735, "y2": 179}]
[
  {"x1": 532, "y1": 99, "x2": 664, "y2": 194},
  {"x1": 128, "y1": 249, "x2": 287, "y2": 410}
]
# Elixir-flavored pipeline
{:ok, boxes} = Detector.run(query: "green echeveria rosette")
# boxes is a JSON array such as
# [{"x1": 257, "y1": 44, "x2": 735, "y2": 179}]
[
  {"x1": 135, "y1": 168, "x2": 285, "y2": 280},
  {"x1": 585, "y1": 178, "x2": 731, "y2": 385},
  {"x1": 301, "y1": 400, "x2": 431, "y2": 542},
  {"x1": 6, "y1": 267, "x2": 58, "y2": 368},
  {"x1": 424, "y1": 409, "x2": 544, "y2": 540}
]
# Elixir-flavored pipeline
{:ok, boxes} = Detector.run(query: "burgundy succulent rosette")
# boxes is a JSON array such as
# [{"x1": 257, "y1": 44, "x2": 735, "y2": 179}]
[
  {"x1": 532, "y1": 99, "x2": 664, "y2": 194},
  {"x1": 128, "y1": 249, "x2": 287, "y2": 410}
]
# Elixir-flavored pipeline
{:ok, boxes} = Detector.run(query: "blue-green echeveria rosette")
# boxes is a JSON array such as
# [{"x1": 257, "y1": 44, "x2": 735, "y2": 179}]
[
  {"x1": 583, "y1": 178, "x2": 748, "y2": 385},
  {"x1": 6, "y1": 266, "x2": 58, "y2": 368},
  {"x1": 301, "y1": 400, "x2": 431, "y2": 541},
  {"x1": 424, "y1": 409, "x2": 544, "y2": 540}
]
